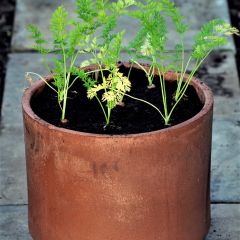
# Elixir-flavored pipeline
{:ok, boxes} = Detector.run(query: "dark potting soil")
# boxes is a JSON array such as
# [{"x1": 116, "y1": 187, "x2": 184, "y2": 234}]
[{"x1": 31, "y1": 65, "x2": 203, "y2": 135}]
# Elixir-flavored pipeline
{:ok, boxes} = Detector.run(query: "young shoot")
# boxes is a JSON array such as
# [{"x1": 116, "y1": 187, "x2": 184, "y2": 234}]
[
  {"x1": 128, "y1": 0, "x2": 171, "y2": 124},
  {"x1": 87, "y1": 67, "x2": 131, "y2": 126},
  {"x1": 27, "y1": 5, "x2": 95, "y2": 123},
  {"x1": 174, "y1": 19, "x2": 240, "y2": 103},
  {"x1": 83, "y1": 31, "x2": 129, "y2": 126}
]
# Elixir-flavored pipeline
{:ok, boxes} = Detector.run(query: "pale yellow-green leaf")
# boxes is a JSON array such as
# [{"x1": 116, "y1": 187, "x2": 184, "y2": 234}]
[
  {"x1": 140, "y1": 34, "x2": 153, "y2": 56},
  {"x1": 85, "y1": 47, "x2": 91, "y2": 52},
  {"x1": 102, "y1": 91, "x2": 115, "y2": 102},
  {"x1": 81, "y1": 60, "x2": 90, "y2": 67},
  {"x1": 85, "y1": 35, "x2": 90, "y2": 43}
]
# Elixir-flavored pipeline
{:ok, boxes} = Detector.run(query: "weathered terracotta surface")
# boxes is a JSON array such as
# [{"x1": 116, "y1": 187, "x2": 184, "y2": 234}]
[{"x1": 22, "y1": 72, "x2": 213, "y2": 240}]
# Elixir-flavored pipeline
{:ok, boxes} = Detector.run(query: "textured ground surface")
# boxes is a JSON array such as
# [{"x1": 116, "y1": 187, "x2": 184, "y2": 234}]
[
  {"x1": 0, "y1": 0, "x2": 15, "y2": 119},
  {"x1": 0, "y1": 0, "x2": 240, "y2": 239}
]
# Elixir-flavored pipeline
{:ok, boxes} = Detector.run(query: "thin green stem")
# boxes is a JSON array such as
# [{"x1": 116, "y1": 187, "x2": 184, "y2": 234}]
[
  {"x1": 91, "y1": 50, "x2": 106, "y2": 88},
  {"x1": 127, "y1": 62, "x2": 133, "y2": 79},
  {"x1": 131, "y1": 60, "x2": 149, "y2": 76},
  {"x1": 162, "y1": 73, "x2": 168, "y2": 119},
  {"x1": 123, "y1": 92, "x2": 165, "y2": 120},
  {"x1": 67, "y1": 50, "x2": 82, "y2": 90},
  {"x1": 26, "y1": 72, "x2": 57, "y2": 93},
  {"x1": 176, "y1": 60, "x2": 199, "y2": 98},
  {"x1": 157, "y1": 68, "x2": 168, "y2": 123},
  {"x1": 60, "y1": 46, "x2": 82, "y2": 121},
  {"x1": 95, "y1": 95, "x2": 108, "y2": 123},
  {"x1": 132, "y1": 59, "x2": 155, "y2": 86},
  {"x1": 180, "y1": 36, "x2": 185, "y2": 81},
  {"x1": 175, "y1": 56, "x2": 192, "y2": 101},
  {"x1": 177, "y1": 50, "x2": 211, "y2": 98},
  {"x1": 61, "y1": 72, "x2": 71, "y2": 121},
  {"x1": 68, "y1": 76, "x2": 79, "y2": 90},
  {"x1": 61, "y1": 43, "x2": 68, "y2": 121},
  {"x1": 43, "y1": 54, "x2": 52, "y2": 76},
  {"x1": 148, "y1": 65, "x2": 153, "y2": 85},
  {"x1": 87, "y1": 68, "x2": 109, "y2": 74},
  {"x1": 167, "y1": 51, "x2": 212, "y2": 121},
  {"x1": 107, "y1": 107, "x2": 111, "y2": 125},
  {"x1": 150, "y1": 65, "x2": 155, "y2": 81}
]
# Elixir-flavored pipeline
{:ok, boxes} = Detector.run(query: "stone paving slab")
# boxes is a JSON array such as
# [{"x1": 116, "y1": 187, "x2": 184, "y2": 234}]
[
  {"x1": 1, "y1": 54, "x2": 46, "y2": 128},
  {"x1": 206, "y1": 204, "x2": 240, "y2": 240},
  {"x1": 211, "y1": 114, "x2": 240, "y2": 202},
  {"x1": 12, "y1": 0, "x2": 235, "y2": 51},
  {"x1": 0, "y1": 204, "x2": 239, "y2": 240},
  {"x1": 195, "y1": 51, "x2": 240, "y2": 96},
  {"x1": 0, "y1": 127, "x2": 27, "y2": 205},
  {"x1": 0, "y1": 205, "x2": 31, "y2": 240},
  {"x1": 214, "y1": 96, "x2": 240, "y2": 116}
]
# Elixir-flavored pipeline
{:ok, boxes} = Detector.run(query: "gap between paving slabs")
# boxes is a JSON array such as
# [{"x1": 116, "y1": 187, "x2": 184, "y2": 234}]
[{"x1": 0, "y1": 0, "x2": 16, "y2": 120}]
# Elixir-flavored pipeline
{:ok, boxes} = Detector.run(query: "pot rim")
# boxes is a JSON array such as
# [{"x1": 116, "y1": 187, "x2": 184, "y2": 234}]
[{"x1": 22, "y1": 70, "x2": 213, "y2": 139}]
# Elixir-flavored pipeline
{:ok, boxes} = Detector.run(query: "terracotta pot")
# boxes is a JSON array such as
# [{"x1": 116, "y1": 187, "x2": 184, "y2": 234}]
[{"x1": 22, "y1": 71, "x2": 213, "y2": 240}]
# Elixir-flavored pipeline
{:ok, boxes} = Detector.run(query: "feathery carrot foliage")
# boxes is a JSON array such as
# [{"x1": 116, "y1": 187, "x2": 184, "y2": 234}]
[{"x1": 26, "y1": 0, "x2": 239, "y2": 127}]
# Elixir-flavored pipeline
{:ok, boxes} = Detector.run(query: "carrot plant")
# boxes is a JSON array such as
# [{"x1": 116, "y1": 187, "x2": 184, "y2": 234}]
[
  {"x1": 85, "y1": 34, "x2": 131, "y2": 126},
  {"x1": 74, "y1": 0, "x2": 135, "y2": 126},
  {"x1": 26, "y1": 4, "x2": 96, "y2": 123},
  {"x1": 129, "y1": 0, "x2": 239, "y2": 125}
]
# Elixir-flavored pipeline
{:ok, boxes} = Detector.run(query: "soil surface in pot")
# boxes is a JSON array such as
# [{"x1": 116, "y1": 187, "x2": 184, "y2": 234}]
[{"x1": 31, "y1": 64, "x2": 203, "y2": 134}]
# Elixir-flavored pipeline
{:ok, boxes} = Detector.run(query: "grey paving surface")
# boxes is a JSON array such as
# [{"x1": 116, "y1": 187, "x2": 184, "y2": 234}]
[
  {"x1": 0, "y1": 127, "x2": 26, "y2": 205},
  {"x1": 211, "y1": 115, "x2": 240, "y2": 202},
  {"x1": 12, "y1": 0, "x2": 235, "y2": 51},
  {"x1": 0, "y1": 204, "x2": 239, "y2": 240},
  {"x1": 0, "y1": 205, "x2": 31, "y2": 240},
  {"x1": 206, "y1": 204, "x2": 240, "y2": 240},
  {"x1": 1, "y1": 0, "x2": 240, "y2": 239},
  {"x1": 196, "y1": 51, "x2": 240, "y2": 96}
]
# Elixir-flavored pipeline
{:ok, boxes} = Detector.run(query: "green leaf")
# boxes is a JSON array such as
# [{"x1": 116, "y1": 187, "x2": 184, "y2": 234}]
[
  {"x1": 27, "y1": 24, "x2": 49, "y2": 54},
  {"x1": 80, "y1": 60, "x2": 90, "y2": 67},
  {"x1": 71, "y1": 67, "x2": 96, "y2": 90},
  {"x1": 192, "y1": 19, "x2": 237, "y2": 60},
  {"x1": 76, "y1": 0, "x2": 97, "y2": 22},
  {"x1": 50, "y1": 5, "x2": 69, "y2": 48}
]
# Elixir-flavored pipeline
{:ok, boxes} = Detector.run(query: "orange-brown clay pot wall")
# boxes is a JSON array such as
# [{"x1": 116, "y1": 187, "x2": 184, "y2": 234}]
[{"x1": 22, "y1": 74, "x2": 213, "y2": 240}]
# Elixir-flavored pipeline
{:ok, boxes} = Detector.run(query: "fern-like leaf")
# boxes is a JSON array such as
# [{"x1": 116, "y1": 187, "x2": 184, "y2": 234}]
[
  {"x1": 192, "y1": 19, "x2": 239, "y2": 59},
  {"x1": 76, "y1": 0, "x2": 97, "y2": 22},
  {"x1": 71, "y1": 66, "x2": 96, "y2": 90},
  {"x1": 50, "y1": 5, "x2": 68, "y2": 48},
  {"x1": 27, "y1": 24, "x2": 49, "y2": 54},
  {"x1": 87, "y1": 67, "x2": 131, "y2": 109}
]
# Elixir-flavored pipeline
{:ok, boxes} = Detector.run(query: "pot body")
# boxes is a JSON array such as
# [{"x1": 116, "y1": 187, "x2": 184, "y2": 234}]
[{"x1": 22, "y1": 73, "x2": 213, "y2": 240}]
